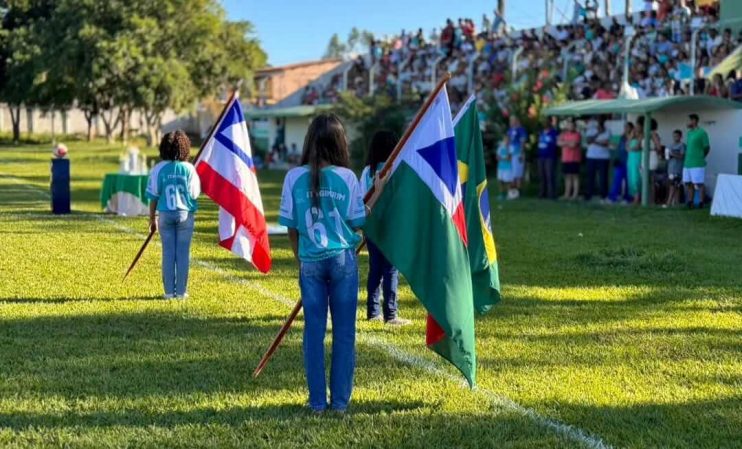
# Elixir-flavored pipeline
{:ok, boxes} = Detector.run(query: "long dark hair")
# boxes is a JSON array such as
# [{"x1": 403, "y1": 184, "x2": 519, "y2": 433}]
[
  {"x1": 300, "y1": 113, "x2": 350, "y2": 203},
  {"x1": 365, "y1": 130, "x2": 398, "y2": 177}
]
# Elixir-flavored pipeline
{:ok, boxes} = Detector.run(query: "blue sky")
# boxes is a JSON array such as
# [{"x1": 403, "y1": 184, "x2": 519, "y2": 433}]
[{"x1": 222, "y1": 0, "x2": 644, "y2": 66}]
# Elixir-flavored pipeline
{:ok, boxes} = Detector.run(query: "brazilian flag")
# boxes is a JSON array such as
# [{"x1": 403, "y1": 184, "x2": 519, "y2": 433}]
[{"x1": 453, "y1": 96, "x2": 501, "y2": 314}]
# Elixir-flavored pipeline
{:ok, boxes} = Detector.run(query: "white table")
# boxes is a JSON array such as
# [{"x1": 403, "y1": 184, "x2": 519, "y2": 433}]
[{"x1": 711, "y1": 174, "x2": 742, "y2": 219}]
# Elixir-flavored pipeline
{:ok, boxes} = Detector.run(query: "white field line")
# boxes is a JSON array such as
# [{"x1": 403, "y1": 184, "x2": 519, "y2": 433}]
[{"x1": 0, "y1": 171, "x2": 614, "y2": 449}]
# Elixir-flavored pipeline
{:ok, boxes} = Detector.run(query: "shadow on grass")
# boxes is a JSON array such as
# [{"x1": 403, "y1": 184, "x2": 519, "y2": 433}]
[
  {"x1": 0, "y1": 399, "x2": 430, "y2": 431},
  {"x1": 0, "y1": 408, "x2": 588, "y2": 449},
  {"x1": 0, "y1": 295, "x2": 166, "y2": 304}
]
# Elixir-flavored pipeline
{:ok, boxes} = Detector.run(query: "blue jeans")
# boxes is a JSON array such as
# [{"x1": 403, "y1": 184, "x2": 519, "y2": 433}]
[
  {"x1": 158, "y1": 211, "x2": 195, "y2": 296},
  {"x1": 300, "y1": 249, "x2": 358, "y2": 411},
  {"x1": 609, "y1": 164, "x2": 633, "y2": 203},
  {"x1": 585, "y1": 158, "x2": 610, "y2": 200},
  {"x1": 366, "y1": 240, "x2": 398, "y2": 321}
]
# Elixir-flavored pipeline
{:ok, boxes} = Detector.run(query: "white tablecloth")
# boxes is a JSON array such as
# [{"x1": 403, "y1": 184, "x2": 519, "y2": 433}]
[{"x1": 711, "y1": 174, "x2": 742, "y2": 219}]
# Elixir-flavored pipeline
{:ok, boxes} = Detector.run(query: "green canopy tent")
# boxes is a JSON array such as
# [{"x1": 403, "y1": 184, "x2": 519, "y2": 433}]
[{"x1": 545, "y1": 96, "x2": 742, "y2": 206}]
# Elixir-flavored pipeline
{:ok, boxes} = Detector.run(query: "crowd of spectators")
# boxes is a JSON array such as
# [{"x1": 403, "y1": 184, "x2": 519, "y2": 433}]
[{"x1": 301, "y1": 0, "x2": 740, "y2": 108}]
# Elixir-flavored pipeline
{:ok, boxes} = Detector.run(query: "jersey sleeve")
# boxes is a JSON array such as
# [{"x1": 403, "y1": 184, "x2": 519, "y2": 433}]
[
  {"x1": 278, "y1": 171, "x2": 297, "y2": 229},
  {"x1": 346, "y1": 175, "x2": 366, "y2": 229},
  {"x1": 146, "y1": 163, "x2": 162, "y2": 200},
  {"x1": 359, "y1": 166, "x2": 370, "y2": 198}
]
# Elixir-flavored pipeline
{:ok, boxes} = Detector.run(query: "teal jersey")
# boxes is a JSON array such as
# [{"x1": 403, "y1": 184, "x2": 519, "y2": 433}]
[
  {"x1": 279, "y1": 165, "x2": 366, "y2": 262},
  {"x1": 359, "y1": 162, "x2": 385, "y2": 198},
  {"x1": 146, "y1": 161, "x2": 201, "y2": 212}
]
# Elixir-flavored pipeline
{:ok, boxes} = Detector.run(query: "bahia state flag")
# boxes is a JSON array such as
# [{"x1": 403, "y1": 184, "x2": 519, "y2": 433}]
[
  {"x1": 195, "y1": 97, "x2": 271, "y2": 273},
  {"x1": 363, "y1": 87, "x2": 477, "y2": 387},
  {"x1": 453, "y1": 95, "x2": 501, "y2": 314}
]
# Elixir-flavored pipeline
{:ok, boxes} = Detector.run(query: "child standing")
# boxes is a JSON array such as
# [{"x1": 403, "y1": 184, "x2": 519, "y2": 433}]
[
  {"x1": 558, "y1": 118, "x2": 582, "y2": 200},
  {"x1": 359, "y1": 131, "x2": 410, "y2": 325},
  {"x1": 278, "y1": 113, "x2": 367, "y2": 413},
  {"x1": 627, "y1": 122, "x2": 642, "y2": 205},
  {"x1": 146, "y1": 131, "x2": 201, "y2": 299},
  {"x1": 496, "y1": 135, "x2": 513, "y2": 200},
  {"x1": 666, "y1": 129, "x2": 686, "y2": 206}
]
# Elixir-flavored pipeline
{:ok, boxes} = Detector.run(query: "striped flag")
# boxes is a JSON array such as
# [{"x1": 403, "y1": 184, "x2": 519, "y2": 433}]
[{"x1": 195, "y1": 97, "x2": 271, "y2": 273}]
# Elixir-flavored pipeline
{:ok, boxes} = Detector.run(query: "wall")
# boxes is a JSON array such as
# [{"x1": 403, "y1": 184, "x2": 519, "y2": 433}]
[
  {"x1": 255, "y1": 60, "x2": 342, "y2": 105},
  {"x1": 1, "y1": 104, "x2": 197, "y2": 137},
  {"x1": 261, "y1": 116, "x2": 312, "y2": 151},
  {"x1": 651, "y1": 108, "x2": 742, "y2": 193}
]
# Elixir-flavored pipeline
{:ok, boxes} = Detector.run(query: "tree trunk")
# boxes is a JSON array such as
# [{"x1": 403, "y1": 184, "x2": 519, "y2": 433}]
[
  {"x1": 9, "y1": 104, "x2": 21, "y2": 144},
  {"x1": 118, "y1": 108, "x2": 130, "y2": 144},
  {"x1": 144, "y1": 110, "x2": 162, "y2": 148},
  {"x1": 83, "y1": 110, "x2": 95, "y2": 141},
  {"x1": 100, "y1": 108, "x2": 119, "y2": 144},
  {"x1": 497, "y1": 0, "x2": 505, "y2": 17}
]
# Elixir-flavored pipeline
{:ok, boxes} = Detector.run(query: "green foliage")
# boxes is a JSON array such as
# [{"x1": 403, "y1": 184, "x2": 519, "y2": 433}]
[
  {"x1": 323, "y1": 27, "x2": 374, "y2": 60},
  {"x1": 484, "y1": 69, "x2": 569, "y2": 167},
  {"x1": 332, "y1": 91, "x2": 412, "y2": 168},
  {"x1": 0, "y1": 0, "x2": 267, "y2": 144},
  {"x1": 0, "y1": 142, "x2": 740, "y2": 449},
  {"x1": 323, "y1": 33, "x2": 346, "y2": 60}
]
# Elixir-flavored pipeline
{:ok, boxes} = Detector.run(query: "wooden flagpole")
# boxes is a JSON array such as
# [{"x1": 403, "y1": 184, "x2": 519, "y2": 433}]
[
  {"x1": 252, "y1": 73, "x2": 452, "y2": 378},
  {"x1": 122, "y1": 229, "x2": 155, "y2": 281},
  {"x1": 122, "y1": 86, "x2": 241, "y2": 282}
]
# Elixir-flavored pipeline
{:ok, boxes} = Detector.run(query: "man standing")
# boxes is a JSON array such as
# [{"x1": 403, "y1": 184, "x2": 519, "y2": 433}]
[
  {"x1": 537, "y1": 117, "x2": 559, "y2": 199},
  {"x1": 584, "y1": 117, "x2": 612, "y2": 202},
  {"x1": 683, "y1": 113, "x2": 711, "y2": 208}
]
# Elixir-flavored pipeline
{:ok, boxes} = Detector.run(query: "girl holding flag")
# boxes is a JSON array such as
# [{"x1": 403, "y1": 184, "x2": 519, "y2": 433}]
[
  {"x1": 146, "y1": 130, "x2": 201, "y2": 299},
  {"x1": 359, "y1": 131, "x2": 410, "y2": 326},
  {"x1": 278, "y1": 113, "x2": 371, "y2": 413}
]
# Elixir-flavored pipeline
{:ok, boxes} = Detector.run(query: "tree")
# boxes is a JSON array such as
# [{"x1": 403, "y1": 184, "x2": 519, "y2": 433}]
[
  {"x1": 0, "y1": 0, "x2": 54, "y2": 143},
  {"x1": 333, "y1": 91, "x2": 412, "y2": 167},
  {"x1": 323, "y1": 28, "x2": 374, "y2": 61},
  {"x1": 38, "y1": 0, "x2": 266, "y2": 144},
  {"x1": 324, "y1": 33, "x2": 346, "y2": 60}
]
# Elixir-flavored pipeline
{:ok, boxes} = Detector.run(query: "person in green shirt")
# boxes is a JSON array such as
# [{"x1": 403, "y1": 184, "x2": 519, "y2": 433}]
[{"x1": 682, "y1": 114, "x2": 711, "y2": 209}]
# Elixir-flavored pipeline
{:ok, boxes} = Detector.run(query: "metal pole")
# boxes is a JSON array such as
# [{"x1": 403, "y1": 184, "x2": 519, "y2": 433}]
[
  {"x1": 467, "y1": 56, "x2": 476, "y2": 94},
  {"x1": 562, "y1": 42, "x2": 578, "y2": 81},
  {"x1": 511, "y1": 47, "x2": 524, "y2": 80},
  {"x1": 690, "y1": 26, "x2": 703, "y2": 95},
  {"x1": 623, "y1": 31, "x2": 641, "y2": 88},
  {"x1": 545, "y1": 0, "x2": 551, "y2": 25},
  {"x1": 341, "y1": 63, "x2": 352, "y2": 91},
  {"x1": 396, "y1": 60, "x2": 403, "y2": 102},
  {"x1": 641, "y1": 112, "x2": 651, "y2": 207},
  {"x1": 431, "y1": 55, "x2": 445, "y2": 88},
  {"x1": 369, "y1": 62, "x2": 379, "y2": 96}
]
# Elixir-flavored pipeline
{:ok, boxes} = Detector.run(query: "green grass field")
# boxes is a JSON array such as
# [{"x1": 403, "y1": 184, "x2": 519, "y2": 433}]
[{"x1": 0, "y1": 140, "x2": 740, "y2": 449}]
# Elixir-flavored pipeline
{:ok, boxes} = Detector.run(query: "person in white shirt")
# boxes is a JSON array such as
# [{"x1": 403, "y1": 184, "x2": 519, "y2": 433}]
[{"x1": 584, "y1": 117, "x2": 612, "y2": 202}]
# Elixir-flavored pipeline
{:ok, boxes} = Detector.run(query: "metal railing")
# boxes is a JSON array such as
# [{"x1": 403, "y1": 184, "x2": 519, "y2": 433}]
[{"x1": 369, "y1": 61, "x2": 380, "y2": 96}]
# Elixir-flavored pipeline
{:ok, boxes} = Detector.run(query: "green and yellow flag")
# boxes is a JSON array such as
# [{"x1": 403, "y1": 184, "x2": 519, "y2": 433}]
[{"x1": 453, "y1": 95, "x2": 501, "y2": 314}]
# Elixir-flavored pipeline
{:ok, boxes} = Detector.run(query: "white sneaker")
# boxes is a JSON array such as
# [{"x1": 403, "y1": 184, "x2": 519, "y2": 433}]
[
  {"x1": 175, "y1": 293, "x2": 189, "y2": 300},
  {"x1": 385, "y1": 317, "x2": 412, "y2": 326},
  {"x1": 164, "y1": 293, "x2": 175, "y2": 299}
]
